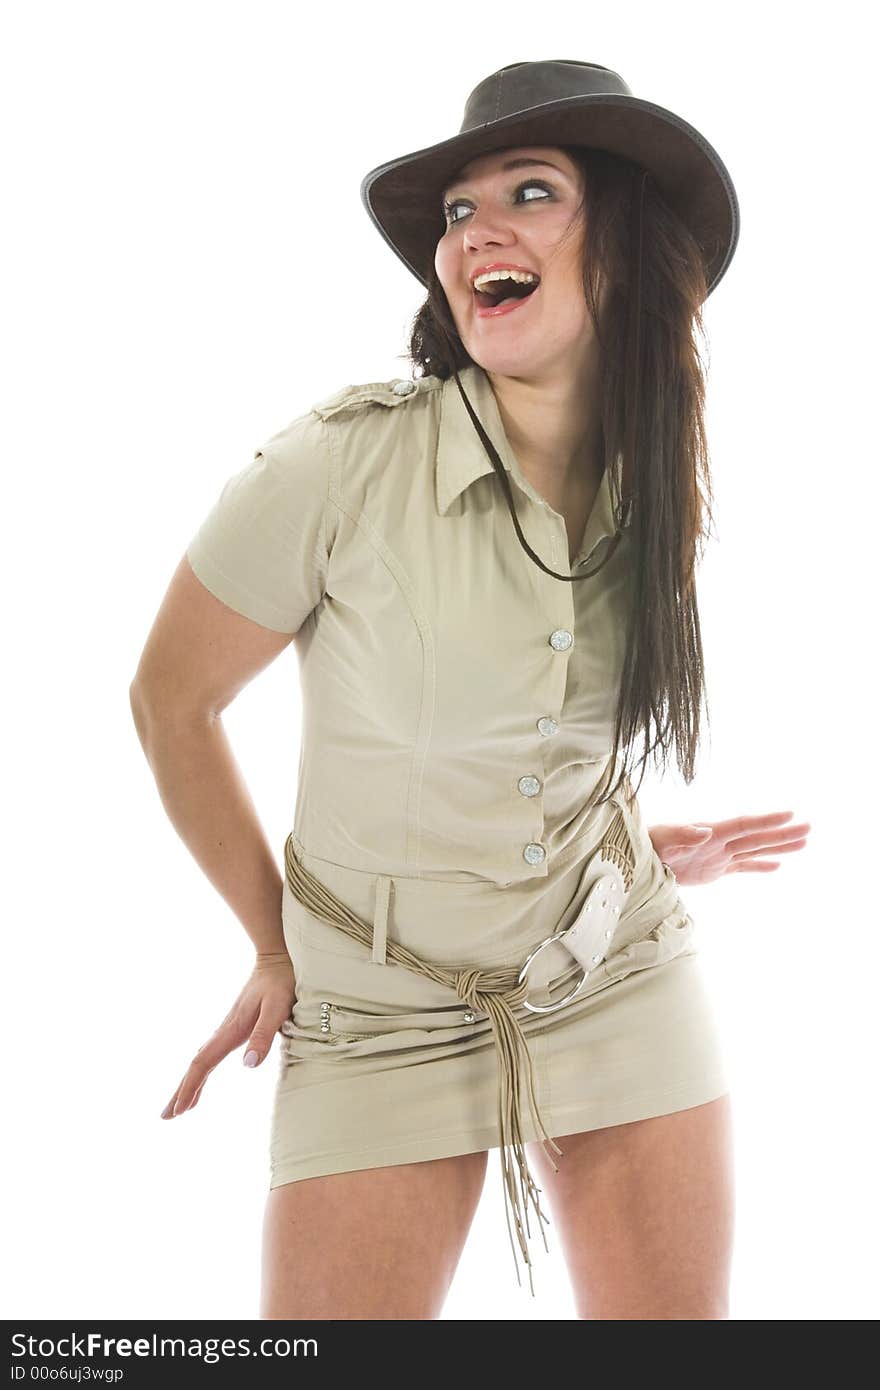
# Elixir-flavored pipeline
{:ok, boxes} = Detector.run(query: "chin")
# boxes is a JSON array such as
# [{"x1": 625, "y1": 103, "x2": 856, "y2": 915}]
[{"x1": 462, "y1": 342, "x2": 552, "y2": 381}]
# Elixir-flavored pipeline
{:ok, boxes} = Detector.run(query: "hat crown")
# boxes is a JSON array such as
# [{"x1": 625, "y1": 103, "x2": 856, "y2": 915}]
[{"x1": 460, "y1": 60, "x2": 633, "y2": 134}]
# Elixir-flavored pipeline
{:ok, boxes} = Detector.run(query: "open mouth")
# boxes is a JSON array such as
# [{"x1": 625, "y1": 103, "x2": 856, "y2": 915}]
[{"x1": 473, "y1": 278, "x2": 541, "y2": 311}]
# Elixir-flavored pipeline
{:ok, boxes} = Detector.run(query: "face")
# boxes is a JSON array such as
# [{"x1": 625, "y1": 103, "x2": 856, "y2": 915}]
[{"x1": 434, "y1": 145, "x2": 590, "y2": 380}]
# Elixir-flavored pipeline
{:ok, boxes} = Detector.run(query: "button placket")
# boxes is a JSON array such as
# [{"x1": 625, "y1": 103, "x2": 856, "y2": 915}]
[
  {"x1": 519, "y1": 627, "x2": 568, "y2": 867},
  {"x1": 520, "y1": 626, "x2": 576, "y2": 868},
  {"x1": 517, "y1": 768, "x2": 543, "y2": 861},
  {"x1": 519, "y1": 561, "x2": 576, "y2": 869},
  {"x1": 510, "y1": 496, "x2": 578, "y2": 874}
]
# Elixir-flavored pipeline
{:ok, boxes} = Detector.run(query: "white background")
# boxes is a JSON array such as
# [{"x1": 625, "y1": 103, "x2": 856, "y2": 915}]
[{"x1": 4, "y1": 0, "x2": 878, "y2": 1322}]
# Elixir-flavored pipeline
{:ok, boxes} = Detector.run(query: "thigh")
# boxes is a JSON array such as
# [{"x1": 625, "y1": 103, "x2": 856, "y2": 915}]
[
  {"x1": 527, "y1": 1094, "x2": 735, "y2": 1319},
  {"x1": 260, "y1": 1148, "x2": 489, "y2": 1319}
]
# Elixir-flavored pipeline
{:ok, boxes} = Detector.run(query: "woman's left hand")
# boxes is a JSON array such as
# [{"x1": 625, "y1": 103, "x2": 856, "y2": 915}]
[{"x1": 648, "y1": 810, "x2": 811, "y2": 887}]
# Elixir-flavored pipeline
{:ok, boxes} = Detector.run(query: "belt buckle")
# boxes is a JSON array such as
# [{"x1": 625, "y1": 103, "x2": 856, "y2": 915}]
[{"x1": 517, "y1": 859, "x2": 626, "y2": 1015}]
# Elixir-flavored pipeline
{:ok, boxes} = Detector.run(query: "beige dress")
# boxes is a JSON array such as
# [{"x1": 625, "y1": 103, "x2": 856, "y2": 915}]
[{"x1": 185, "y1": 362, "x2": 728, "y2": 1282}]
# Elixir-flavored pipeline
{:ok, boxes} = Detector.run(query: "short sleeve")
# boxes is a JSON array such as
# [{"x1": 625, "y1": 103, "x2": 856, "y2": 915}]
[{"x1": 185, "y1": 409, "x2": 333, "y2": 634}]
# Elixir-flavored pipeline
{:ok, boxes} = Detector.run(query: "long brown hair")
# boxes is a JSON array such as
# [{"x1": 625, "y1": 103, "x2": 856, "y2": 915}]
[{"x1": 403, "y1": 146, "x2": 717, "y2": 806}]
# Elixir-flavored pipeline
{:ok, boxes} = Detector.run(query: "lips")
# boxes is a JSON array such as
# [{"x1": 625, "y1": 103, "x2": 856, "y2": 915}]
[{"x1": 473, "y1": 282, "x2": 541, "y2": 319}]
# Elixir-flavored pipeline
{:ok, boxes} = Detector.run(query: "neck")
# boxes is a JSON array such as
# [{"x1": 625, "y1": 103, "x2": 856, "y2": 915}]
[{"x1": 484, "y1": 349, "x2": 604, "y2": 495}]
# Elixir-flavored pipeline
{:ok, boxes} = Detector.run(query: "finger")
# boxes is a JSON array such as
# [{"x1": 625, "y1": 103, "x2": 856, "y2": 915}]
[
  {"x1": 167, "y1": 1033, "x2": 240, "y2": 1117},
  {"x1": 755, "y1": 837, "x2": 809, "y2": 855},
  {"x1": 171, "y1": 1073, "x2": 209, "y2": 1116},
  {"x1": 161, "y1": 1072, "x2": 197, "y2": 1117},
  {"x1": 727, "y1": 826, "x2": 812, "y2": 855},
  {"x1": 167, "y1": 1073, "x2": 211, "y2": 1119},
  {"x1": 678, "y1": 826, "x2": 713, "y2": 847},
  {"x1": 734, "y1": 838, "x2": 808, "y2": 861},
  {"x1": 731, "y1": 859, "x2": 781, "y2": 872},
  {"x1": 188, "y1": 1076, "x2": 209, "y2": 1111},
  {"x1": 241, "y1": 1003, "x2": 279, "y2": 1069},
  {"x1": 707, "y1": 810, "x2": 800, "y2": 839},
  {"x1": 660, "y1": 825, "x2": 712, "y2": 853},
  {"x1": 162, "y1": 1078, "x2": 195, "y2": 1119}
]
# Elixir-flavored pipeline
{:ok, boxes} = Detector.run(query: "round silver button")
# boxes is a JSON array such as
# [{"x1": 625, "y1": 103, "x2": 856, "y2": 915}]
[
  {"x1": 392, "y1": 379, "x2": 416, "y2": 395},
  {"x1": 518, "y1": 775, "x2": 542, "y2": 797},
  {"x1": 537, "y1": 716, "x2": 558, "y2": 737},
  {"x1": 523, "y1": 842, "x2": 546, "y2": 865},
  {"x1": 463, "y1": 1010, "x2": 475, "y2": 1023},
  {"x1": 549, "y1": 629, "x2": 573, "y2": 651}
]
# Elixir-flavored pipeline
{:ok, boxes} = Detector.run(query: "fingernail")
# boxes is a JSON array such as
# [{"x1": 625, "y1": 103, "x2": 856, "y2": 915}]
[
  {"x1": 243, "y1": 1050, "x2": 259, "y2": 1067},
  {"x1": 161, "y1": 1103, "x2": 172, "y2": 1118}
]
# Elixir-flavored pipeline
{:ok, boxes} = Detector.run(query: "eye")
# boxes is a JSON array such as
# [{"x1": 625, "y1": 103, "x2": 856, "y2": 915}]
[{"x1": 442, "y1": 180, "x2": 553, "y2": 226}]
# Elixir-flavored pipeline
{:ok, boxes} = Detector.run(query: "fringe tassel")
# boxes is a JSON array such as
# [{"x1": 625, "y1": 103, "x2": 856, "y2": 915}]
[
  {"x1": 456, "y1": 973, "x2": 563, "y2": 1296},
  {"x1": 598, "y1": 802, "x2": 637, "y2": 892}
]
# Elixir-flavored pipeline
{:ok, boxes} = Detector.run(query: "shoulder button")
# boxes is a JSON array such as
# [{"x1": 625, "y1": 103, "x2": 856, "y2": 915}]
[{"x1": 311, "y1": 377, "x2": 424, "y2": 421}]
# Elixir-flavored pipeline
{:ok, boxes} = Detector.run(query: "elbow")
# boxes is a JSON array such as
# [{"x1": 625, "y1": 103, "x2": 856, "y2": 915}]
[
  {"x1": 129, "y1": 679, "x2": 153, "y2": 746},
  {"x1": 128, "y1": 678, "x2": 217, "y2": 746}
]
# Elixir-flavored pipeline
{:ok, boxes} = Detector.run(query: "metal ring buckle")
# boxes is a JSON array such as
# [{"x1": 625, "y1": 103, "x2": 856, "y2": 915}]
[
  {"x1": 517, "y1": 860, "x2": 627, "y2": 1015},
  {"x1": 517, "y1": 933, "x2": 589, "y2": 1015}
]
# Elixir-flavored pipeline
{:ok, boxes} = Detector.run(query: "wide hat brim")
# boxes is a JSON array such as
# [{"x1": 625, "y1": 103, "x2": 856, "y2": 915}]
[{"x1": 361, "y1": 88, "x2": 740, "y2": 300}]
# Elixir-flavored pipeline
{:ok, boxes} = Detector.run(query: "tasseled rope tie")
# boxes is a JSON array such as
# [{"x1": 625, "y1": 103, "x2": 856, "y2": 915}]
[{"x1": 282, "y1": 802, "x2": 636, "y2": 1297}]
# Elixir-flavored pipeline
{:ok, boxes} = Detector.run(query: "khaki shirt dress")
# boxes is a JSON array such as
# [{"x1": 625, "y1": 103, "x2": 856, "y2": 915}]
[{"x1": 185, "y1": 362, "x2": 728, "y2": 1273}]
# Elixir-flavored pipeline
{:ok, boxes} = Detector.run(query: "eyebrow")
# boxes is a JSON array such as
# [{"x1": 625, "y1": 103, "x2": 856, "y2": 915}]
[{"x1": 441, "y1": 158, "x2": 572, "y2": 203}]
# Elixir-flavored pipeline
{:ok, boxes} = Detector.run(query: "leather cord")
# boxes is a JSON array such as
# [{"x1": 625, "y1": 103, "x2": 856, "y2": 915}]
[{"x1": 281, "y1": 803, "x2": 637, "y2": 1298}]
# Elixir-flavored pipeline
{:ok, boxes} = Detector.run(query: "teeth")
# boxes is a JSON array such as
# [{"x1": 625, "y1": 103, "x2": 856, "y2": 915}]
[{"x1": 473, "y1": 269, "x2": 539, "y2": 290}]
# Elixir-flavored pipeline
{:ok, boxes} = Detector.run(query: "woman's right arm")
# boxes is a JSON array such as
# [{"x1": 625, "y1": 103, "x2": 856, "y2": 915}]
[
  {"x1": 129, "y1": 552, "x2": 296, "y2": 964},
  {"x1": 133, "y1": 410, "x2": 333, "y2": 1115},
  {"x1": 131, "y1": 552, "x2": 304, "y2": 1117}
]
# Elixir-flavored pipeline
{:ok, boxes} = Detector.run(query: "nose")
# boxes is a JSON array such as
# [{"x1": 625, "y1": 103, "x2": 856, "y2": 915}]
[{"x1": 463, "y1": 207, "x2": 517, "y2": 253}]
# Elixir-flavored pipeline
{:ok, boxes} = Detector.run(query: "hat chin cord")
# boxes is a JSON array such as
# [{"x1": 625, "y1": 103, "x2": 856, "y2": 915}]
[{"x1": 438, "y1": 167, "x2": 648, "y2": 583}]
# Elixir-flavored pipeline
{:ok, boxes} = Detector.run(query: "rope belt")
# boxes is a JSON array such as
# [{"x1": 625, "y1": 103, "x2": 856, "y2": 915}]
[{"x1": 282, "y1": 802, "x2": 637, "y2": 1297}]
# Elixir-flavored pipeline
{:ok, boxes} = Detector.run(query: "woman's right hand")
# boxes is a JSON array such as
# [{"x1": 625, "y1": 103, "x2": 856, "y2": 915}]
[{"x1": 160, "y1": 951, "x2": 297, "y2": 1119}]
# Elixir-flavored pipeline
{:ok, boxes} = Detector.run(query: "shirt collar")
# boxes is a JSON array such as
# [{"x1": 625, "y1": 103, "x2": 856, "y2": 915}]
[{"x1": 434, "y1": 363, "x2": 631, "y2": 557}]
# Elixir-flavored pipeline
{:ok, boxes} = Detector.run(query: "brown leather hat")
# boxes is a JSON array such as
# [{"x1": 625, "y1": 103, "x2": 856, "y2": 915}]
[{"x1": 361, "y1": 59, "x2": 740, "y2": 300}]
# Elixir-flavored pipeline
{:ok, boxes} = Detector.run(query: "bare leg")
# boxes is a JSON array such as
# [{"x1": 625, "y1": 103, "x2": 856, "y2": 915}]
[
  {"x1": 526, "y1": 1094, "x2": 735, "y2": 1319},
  {"x1": 260, "y1": 1148, "x2": 489, "y2": 1319}
]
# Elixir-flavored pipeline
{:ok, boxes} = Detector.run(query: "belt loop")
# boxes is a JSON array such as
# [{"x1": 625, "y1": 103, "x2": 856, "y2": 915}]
[{"x1": 371, "y1": 876, "x2": 392, "y2": 964}]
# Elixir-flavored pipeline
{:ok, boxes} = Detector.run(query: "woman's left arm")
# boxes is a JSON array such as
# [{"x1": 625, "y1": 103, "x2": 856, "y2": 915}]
[{"x1": 647, "y1": 810, "x2": 812, "y2": 887}]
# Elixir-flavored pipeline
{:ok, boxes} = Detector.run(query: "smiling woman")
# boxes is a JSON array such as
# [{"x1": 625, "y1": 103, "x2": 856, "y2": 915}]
[{"x1": 140, "y1": 58, "x2": 744, "y2": 1322}]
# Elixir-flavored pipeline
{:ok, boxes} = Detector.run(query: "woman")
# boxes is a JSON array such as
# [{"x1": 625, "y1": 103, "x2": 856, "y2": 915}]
[{"x1": 130, "y1": 60, "x2": 810, "y2": 1319}]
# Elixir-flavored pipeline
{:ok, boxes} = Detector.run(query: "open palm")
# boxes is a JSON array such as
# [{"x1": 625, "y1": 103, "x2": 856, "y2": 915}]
[{"x1": 649, "y1": 810, "x2": 811, "y2": 887}]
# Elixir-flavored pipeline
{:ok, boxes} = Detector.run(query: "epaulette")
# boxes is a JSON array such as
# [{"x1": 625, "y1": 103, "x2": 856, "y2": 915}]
[{"x1": 311, "y1": 375, "x2": 439, "y2": 421}]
